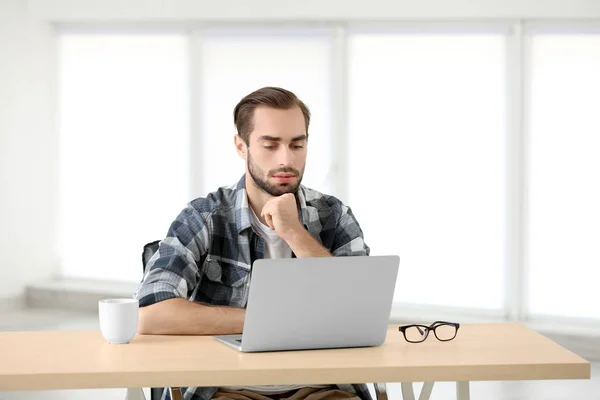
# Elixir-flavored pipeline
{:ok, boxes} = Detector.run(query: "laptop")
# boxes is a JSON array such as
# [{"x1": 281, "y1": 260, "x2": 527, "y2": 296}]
[{"x1": 213, "y1": 255, "x2": 400, "y2": 352}]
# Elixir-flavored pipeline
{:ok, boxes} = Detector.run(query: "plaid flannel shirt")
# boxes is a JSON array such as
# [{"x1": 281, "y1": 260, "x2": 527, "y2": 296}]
[{"x1": 134, "y1": 175, "x2": 372, "y2": 400}]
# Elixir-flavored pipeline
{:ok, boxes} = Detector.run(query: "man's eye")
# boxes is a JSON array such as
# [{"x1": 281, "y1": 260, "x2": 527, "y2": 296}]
[
  {"x1": 264, "y1": 146, "x2": 276, "y2": 150},
  {"x1": 292, "y1": 145, "x2": 304, "y2": 149}
]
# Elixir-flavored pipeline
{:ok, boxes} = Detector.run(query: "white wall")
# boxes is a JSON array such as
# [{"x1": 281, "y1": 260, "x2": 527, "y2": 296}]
[
  {"x1": 2, "y1": 0, "x2": 600, "y2": 305},
  {"x1": 0, "y1": 0, "x2": 57, "y2": 301},
  {"x1": 25, "y1": 0, "x2": 600, "y2": 20}
]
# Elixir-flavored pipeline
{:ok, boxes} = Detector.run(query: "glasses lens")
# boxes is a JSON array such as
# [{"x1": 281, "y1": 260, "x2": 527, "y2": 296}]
[
  {"x1": 434, "y1": 324, "x2": 457, "y2": 340},
  {"x1": 404, "y1": 326, "x2": 428, "y2": 342}
]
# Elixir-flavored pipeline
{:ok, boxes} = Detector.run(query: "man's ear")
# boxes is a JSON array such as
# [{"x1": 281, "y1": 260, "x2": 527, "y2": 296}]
[{"x1": 234, "y1": 134, "x2": 247, "y2": 161}]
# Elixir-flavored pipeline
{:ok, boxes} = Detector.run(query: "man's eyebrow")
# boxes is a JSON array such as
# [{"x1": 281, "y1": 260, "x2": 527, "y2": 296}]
[
  {"x1": 257, "y1": 135, "x2": 307, "y2": 142},
  {"x1": 257, "y1": 135, "x2": 281, "y2": 142}
]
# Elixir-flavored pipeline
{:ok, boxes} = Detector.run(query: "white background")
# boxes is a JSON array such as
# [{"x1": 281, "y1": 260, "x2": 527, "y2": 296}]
[{"x1": 2, "y1": 0, "x2": 600, "y2": 328}]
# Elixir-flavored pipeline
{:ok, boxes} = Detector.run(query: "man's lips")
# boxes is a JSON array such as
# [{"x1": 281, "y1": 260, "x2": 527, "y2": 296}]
[{"x1": 272, "y1": 174, "x2": 296, "y2": 182}]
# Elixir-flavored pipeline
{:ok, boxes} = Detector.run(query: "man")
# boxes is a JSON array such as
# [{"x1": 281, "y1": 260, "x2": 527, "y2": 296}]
[{"x1": 135, "y1": 87, "x2": 371, "y2": 400}]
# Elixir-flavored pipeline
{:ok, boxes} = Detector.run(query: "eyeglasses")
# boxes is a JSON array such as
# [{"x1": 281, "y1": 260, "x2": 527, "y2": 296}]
[{"x1": 398, "y1": 321, "x2": 460, "y2": 343}]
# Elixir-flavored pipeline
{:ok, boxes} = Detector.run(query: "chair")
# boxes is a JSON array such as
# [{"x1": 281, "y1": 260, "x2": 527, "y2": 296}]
[
  {"x1": 141, "y1": 240, "x2": 388, "y2": 400},
  {"x1": 142, "y1": 240, "x2": 184, "y2": 400}
]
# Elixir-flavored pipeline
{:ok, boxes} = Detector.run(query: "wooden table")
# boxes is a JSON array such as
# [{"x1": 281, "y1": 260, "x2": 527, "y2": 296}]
[{"x1": 0, "y1": 323, "x2": 590, "y2": 400}]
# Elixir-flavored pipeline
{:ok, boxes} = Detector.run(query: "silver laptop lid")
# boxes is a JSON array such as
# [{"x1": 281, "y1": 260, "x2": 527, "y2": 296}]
[{"x1": 240, "y1": 255, "x2": 399, "y2": 352}]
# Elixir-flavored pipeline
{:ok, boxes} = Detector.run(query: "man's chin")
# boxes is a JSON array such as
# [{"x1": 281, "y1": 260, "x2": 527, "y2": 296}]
[
  {"x1": 248, "y1": 171, "x2": 302, "y2": 197},
  {"x1": 267, "y1": 183, "x2": 298, "y2": 196}
]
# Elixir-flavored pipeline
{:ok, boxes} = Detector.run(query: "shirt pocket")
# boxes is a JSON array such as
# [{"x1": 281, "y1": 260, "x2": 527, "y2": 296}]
[
  {"x1": 196, "y1": 256, "x2": 250, "y2": 307},
  {"x1": 203, "y1": 257, "x2": 250, "y2": 287}
]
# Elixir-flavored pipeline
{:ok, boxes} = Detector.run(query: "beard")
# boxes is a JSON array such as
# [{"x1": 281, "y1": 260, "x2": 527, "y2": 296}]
[{"x1": 247, "y1": 150, "x2": 304, "y2": 197}]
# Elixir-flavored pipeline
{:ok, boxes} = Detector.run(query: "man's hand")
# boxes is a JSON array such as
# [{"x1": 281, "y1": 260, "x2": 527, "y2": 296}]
[
  {"x1": 261, "y1": 193, "x2": 332, "y2": 257},
  {"x1": 261, "y1": 193, "x2": 304, "y2": 241}
]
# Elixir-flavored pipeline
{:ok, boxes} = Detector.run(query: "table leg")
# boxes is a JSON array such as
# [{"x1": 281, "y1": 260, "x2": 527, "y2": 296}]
[
  {"x1": 125, "y1": 388, "x2": 146, "y2": 400},
  {"x1": 418, "y1": 382, "x2": 435, "y2": 400},
  {"x1": 401, "y1": 383, "x2": 415, "y2": 400},
  {"x1": 400, "y1": 382, "x2": 435, "y2": 400},
  {"x1": 456, "y1": 381, "x2": 470, "y2": 400}
]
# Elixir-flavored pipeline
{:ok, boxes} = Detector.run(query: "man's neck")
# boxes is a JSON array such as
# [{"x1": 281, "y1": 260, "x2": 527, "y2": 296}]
[{"x1": 245, "y1": 175, "x2": 273, "y2": 226}]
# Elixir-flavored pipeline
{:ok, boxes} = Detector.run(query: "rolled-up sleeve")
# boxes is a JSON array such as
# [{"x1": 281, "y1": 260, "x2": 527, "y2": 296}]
[
  {"x1": 331, "y1": 204, "x2": 370, "y2": 257},
  {"x1": 134, "y1": 206, "x2": 210, "y2": 307}
]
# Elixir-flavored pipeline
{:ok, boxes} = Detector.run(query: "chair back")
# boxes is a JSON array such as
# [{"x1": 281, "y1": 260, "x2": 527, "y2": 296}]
[
  {"x1": 141, "y1": 239, "x2": 165, "y2": 400},
  {"x1": 142, "y1": 240, "x2": 161, "y2": 274}
]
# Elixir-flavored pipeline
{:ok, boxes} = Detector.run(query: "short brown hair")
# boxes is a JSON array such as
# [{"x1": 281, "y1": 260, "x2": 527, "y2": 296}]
[{"x1": 233, "y1": 87, "x2": 311, "y2": 145}]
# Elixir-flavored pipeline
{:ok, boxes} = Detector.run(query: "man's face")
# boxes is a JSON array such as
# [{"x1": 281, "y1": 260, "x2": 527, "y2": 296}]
[{"x1": 242, "y1": 106, "x2": 307, "y2": 197}]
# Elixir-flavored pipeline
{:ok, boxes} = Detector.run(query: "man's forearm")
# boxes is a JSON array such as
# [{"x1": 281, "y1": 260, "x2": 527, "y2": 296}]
[
  {"x1": 138, "y1": 298, "x2": 245, "y2": 335},
  {"x1": 285, "y1": 228, "x2": 332, "y2": 258}
]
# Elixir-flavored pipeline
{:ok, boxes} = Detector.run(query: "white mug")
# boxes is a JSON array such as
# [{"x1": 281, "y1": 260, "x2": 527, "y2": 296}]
[{"x1": 98, "y1": 298, "x2": 139, "y2": 344}]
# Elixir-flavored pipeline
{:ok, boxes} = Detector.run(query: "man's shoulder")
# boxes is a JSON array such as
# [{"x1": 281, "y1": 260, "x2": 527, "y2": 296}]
[
  {"x1": 301, "y1": 185, "x2": 345, "y2": 212},
  {"x1": 185, "y1": 183, "x2": 240, "y2": 217}
]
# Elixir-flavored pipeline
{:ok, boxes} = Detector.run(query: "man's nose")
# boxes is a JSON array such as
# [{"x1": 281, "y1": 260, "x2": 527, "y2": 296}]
[{"x1": 276, "y1": 147, "x2": 294, "y2": 166}]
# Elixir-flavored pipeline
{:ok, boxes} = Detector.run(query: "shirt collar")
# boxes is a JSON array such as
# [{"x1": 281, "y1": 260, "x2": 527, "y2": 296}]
[
  {"x1": 233, "y1": 174, "x2": 311, "y2": 234},
  {"x1": 234, "y1": 175, "x2": 253, "y2": 234}
]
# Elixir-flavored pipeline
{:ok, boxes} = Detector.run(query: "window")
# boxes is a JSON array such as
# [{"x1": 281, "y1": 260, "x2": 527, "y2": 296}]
[
  {"x1": 58, "y1": 32, "x2": 190, "y2": 282},
  {"x1": 527, "y1": 32, "x2": 600, "y2": 319},
  {"x1": 348, "y1": 32, "x2": 507, "y2": 308},
  {"x1": 198, "y1": 29, "x2": 333, "y2": 195},
  {"x1": 55, "y1": 24, "x2": 600, "y2": 326}
]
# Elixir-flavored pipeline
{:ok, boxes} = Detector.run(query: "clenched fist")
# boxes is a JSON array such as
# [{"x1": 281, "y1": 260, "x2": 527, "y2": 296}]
[{"x1": 260, "y1": 193, "x2": 304, "y2": 241}]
